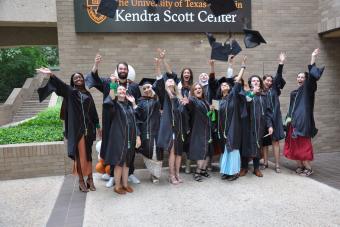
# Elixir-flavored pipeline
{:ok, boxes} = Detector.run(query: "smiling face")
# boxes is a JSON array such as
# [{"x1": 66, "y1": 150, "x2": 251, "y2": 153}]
[
  {"x1": 220, "y1": 82, "x2": 230, "y2": 94},
  {"x1": 142, "y1": 83, "x2": 153, "y2": 97},
  {"x1": 117, "y1": 63, "x2": 128, "y2": 80},
  {"x1": 199, "y1": 73, "x2": 209, "y2": 84},
  {"x1": 193, "y1": 84, "x2": 203, "y2": 98},
  {"x1": 297, "y1": 72, "x2": 306, "y2": 87},
  {"x1": 182, "y1": 69, "x2": 192, "y2": 83},
  {"x1": 251, "y1": 76, "x2": 261, "y2": 89},
  {"x1": 72, "y1": 73, "x2": 84, "y2": 87},
  {"x1": 263, "y1": 76, "x2": 273, "y2": 90},
  {"x1": 117, "y1": 85, "x2": 127, "y2": 99}
]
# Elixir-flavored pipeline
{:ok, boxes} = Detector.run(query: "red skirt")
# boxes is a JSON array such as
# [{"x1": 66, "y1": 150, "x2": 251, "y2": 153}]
[{"x1": 284, "y1": 125, "x2": 313, "y2": 161}]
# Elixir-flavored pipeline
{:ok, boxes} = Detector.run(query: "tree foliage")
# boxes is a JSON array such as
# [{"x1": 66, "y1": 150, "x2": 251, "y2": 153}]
[{"x1": 0, "y1": 46, "x2": 59, "y2": 102}]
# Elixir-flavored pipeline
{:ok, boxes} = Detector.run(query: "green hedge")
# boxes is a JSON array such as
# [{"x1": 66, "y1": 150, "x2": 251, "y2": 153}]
[{"x1": 0, "y1": 104, "x2": 63, "y2": 144}]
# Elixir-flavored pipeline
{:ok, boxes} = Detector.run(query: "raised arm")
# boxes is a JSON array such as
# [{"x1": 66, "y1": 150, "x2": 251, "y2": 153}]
[
  {"x1": 226, "y1": 55, "x2": 234, "y2": 78},
  {"x1": 36, "y1": 67, "x2": 70, "y2": 102},
  {"x1": 234, "y1": 56, "x2": 247, "y2": 83},
  {"x1": 86, "y1": 54, "x2": 109, "y2": 92},
  {"x1": 158, "y1": 49, "x2": 172, "y2": 74},
  {"x1": 272, "y1": 52, "x2": 286, "y2": 92},
  {"x1": 307, "y1": 48, "x2": 325, "y2": 91}
]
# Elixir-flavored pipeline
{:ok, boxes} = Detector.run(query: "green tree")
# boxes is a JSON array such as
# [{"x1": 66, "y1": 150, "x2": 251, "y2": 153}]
[{"x1": 0, "y1": 46, "x2": 59, "y2": 102}]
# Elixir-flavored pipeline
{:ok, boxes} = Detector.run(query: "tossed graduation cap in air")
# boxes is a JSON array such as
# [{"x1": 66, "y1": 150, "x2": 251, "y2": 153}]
[
  {"x1": 206, "y1": 32, "x2": 242, "y2": 62},
  {"x1": 243, "y1": 29, "x2": 267, "y2": 48},
  {"x1": 218, "y1": 76, "x2": 234, "y2": 87},
  {"x1": 153, "y1": 0, "x2": 160, "y2": 4},
  {"x1": 139, "y1": 78, "x2": 156, "y2": 86},
  {"x1": 205, "y1": 0, "x2": 238, "y2": 17},
  {"x1": 97, "y1": 0, "x2": 118, "y2": 18}
]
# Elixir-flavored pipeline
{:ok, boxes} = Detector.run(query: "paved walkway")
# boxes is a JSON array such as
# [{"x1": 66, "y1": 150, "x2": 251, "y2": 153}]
[{"x1": 1, "y1": 157, "x2": 340, "y2": 227}]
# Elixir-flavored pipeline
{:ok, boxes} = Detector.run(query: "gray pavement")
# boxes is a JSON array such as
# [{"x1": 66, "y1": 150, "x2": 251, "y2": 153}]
[
  {"x1": 1, "y1": 165, "x2": 340, "y2": 227},
  {"x1": 84, "y1": 167, "x2": 340, "y2": 227},
  {"x1": 0, "y1": 176, "x2": 63, "y2": 227}
]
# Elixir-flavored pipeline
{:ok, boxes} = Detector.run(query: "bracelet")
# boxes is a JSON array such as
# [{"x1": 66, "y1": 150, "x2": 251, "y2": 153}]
[{"x1": 241, "y1": 65, "x2": 246, "y2": 69}]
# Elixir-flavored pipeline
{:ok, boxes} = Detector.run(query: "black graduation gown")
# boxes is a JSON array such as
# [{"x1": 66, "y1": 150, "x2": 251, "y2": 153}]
[
  {"x1": 185, "y1": 97, "x2": 212, "y2": 161},
  {"x1": 103, "y1": 96, "x2": 138, "y2": 167},
  {"x1": 135, "y1": 96, "x2": 161, "y2": 159},
  {"x1": 286, "y1": 64, "x2": 324, "y2": 138},
  {"x1": 241, "y1": 93, "x2": 273, "y2": 158},
  {"x1": 38, "y1": 75, "x2": 99, "y2": 161},
  {"x1": 85, "y1": 70, "x2": 141, "y2": 160},
  {"x1": 217, "y1": 82, "x2": 247, "y2": 152},
  {"x1": 154, "y1": 76, "x2": 185, "y2": 155},
  {"x1": 265, "y1": 64, "x2": 286, "y2": 141}
]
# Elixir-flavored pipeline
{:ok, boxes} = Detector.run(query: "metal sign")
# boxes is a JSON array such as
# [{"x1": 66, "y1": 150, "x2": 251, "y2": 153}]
[{"x1": 75, "y1": 0, "x2": 251, "y2": 32}]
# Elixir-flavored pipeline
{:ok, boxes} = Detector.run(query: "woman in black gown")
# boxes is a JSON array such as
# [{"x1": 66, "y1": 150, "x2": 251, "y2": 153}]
[
  {"x1": 103, "y1": 85, "x2": 141, "y2": 194},
  {"x1": 37, "y1": 68, "x2": 101, "y2": 192}
]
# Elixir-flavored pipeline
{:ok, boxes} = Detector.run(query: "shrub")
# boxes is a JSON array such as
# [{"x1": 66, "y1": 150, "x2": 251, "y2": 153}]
[{"x1": 0, "y1": 104, "x2": 63, "y2": 144}]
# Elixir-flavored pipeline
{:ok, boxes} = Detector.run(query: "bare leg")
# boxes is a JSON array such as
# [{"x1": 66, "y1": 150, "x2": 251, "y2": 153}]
[
  {"x1": 175, "y1": 155, "x2": 182, "y2": 176},
  {"x1": 114, "y1": 166, "x2": 123, "y2": 188},
  {"x1": 168, "y1": 146, "x2": 176, "y2": 177},
  {"x1": 122, "y1": 163, "x2": 129, "y2": 188},
  {"x1": 202, "y1": 156, "x2": 210, "y2": 170},
  {"x1": 296, "y1": 160, "x2": 303, "y2": 167},
  {"x1": 76, "y1": 137, "x2": 88, "y2": 192},
  {"x1": 262, "y1": 146, "x2": 269, "y2": 166},
  {"x1": 303, "y1": 160, "x2": 312, "y2": 170},
  {"x1": 197, "y1": 160, "x2": 204, "y2": 172},
  {"x1": 272, "y1": 141, "x2": 280, "y2": 167},
  {"x1": 175, "y1": 155, "x2": 183, "y2": 183}
]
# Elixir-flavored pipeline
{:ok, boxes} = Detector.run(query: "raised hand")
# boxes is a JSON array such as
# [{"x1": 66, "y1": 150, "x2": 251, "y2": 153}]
[
  {"x1": 110, "y1": 73, "x2": 118, "y2": 83},
  {"x1": 312, "y1": 48, "x2": 320, "y2": 57},
  {"x1": 311, "y1": 48, "x2": 320, "y2": 65},
  {"x1": 180, "y1": 97, "x2": 189, "y2": 105},
  {"x1": 228, "y1": 55, "x2": 234, "y2": 64},
  {"x1": 126, "y1": 94, "x2": 136, "y2": 104},
  {"x1": 94, "y1": 54, "x2": 102, "y2": 65},
  {"x1": 279, "y1": 52, "x2": 286, "y2": 64},
  {"x1": 154, "y1": 57, "x2": 161, "y2": 65},
  {"x1": 36, "y1": 67, "x2": 52, "y2": 76},
  {"x1": 157, "y1": 48, "x2": 166, "y2": 60},
  {"x1": 241, "y1": 56, "x2": 247, "y2": 66},
  {"x1": 208, "y1": 59, "x2": 215, "y2": 66}
]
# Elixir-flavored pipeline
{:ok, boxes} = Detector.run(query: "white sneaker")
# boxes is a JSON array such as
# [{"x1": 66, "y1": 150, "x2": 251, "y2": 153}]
[
  {"x1": 128, "y1": 174, "x2": 141, "y2": 184},
  {"x1": 101, "y1": 173, "x2": 110, "y2": 181},
  {"x1": 106, "y1": 177, "x2": 114, "y2": 188}
]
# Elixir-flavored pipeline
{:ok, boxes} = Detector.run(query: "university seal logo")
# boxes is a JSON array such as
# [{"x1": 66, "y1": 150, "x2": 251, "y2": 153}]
[{"x1": 86, "y1": 0, "x2": 107, "y2": 24}]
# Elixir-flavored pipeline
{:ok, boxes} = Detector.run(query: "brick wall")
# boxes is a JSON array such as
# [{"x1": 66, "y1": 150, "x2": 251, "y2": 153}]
[
  {"x1": 56, "y1": 0, "x2": 340, "y2": 154},
  {"x1": 318, "y1": 0, "x2": 340, "y2": 33},
  {"x1": 0, "y1": 141, "x2": 158, "y2": 180},
  {"x1": 0, "y1": 142, "x2": 68, "y2": 180}
]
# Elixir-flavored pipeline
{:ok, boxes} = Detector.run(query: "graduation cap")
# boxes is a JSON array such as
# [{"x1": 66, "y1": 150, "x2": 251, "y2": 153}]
[
  {"x1": 97, "y1": 0, "x2": 118, "y2": 18},
  {"x1": 205, "y1": 0, "x2": 238, "y2": 17},
  {"x1": 243, "y1": 29, "x2": 267, "y2": 48},
  {"x1": 206, "y1": 33, "x2": 242, "y2": 61},
  {"x1": 218, "y1": 77, "x2": 234, "y2": 87},
  {"x1": 139, "y1": 78, "x2": 156, "y2": 86},
  {"x1": 153, "y1": 0, "x2": 160, "y2": 4}
]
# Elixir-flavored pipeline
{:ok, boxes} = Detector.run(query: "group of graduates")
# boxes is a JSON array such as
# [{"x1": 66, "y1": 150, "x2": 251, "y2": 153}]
[{"x1": 37, "y1": 48, "x2": 324, "y2": 195}]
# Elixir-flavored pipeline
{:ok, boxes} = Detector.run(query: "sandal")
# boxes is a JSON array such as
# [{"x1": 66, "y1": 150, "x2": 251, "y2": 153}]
[
  {"x1": 168, "y1": 175, "x2": 179, "y2": 185},
  {"x1": 193, "y1": 171, "x2": 203, "y2": 182},
  {"x1": 295, "y1": 167, "x2": 305, "y2": 174},
  {"x1": 200, "y1": 168, "x2": 210, "y2": 178},
  {"x1": 300, "y1": 168, "x2": 314, "y2": 177},
  {"x1": 175, "y1": 175, "x2": 184, "y2": 183},
  {"x1": 275, "y1": 166, "x2": 281, "y2": 173},
  {"x1": 227, "y1": 174, "x2": 239, "y2": 181},
  {"x1": 260, "y1": 163, "x2": 268, "y2": 170}
]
